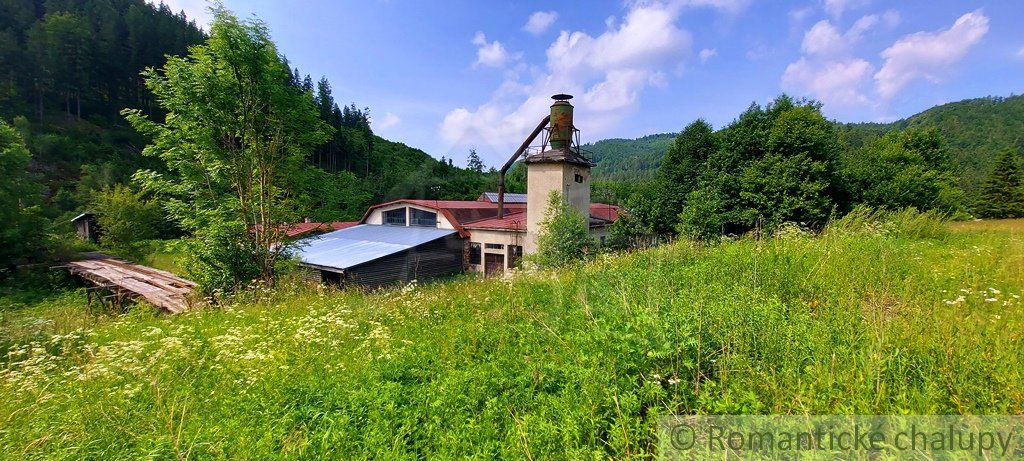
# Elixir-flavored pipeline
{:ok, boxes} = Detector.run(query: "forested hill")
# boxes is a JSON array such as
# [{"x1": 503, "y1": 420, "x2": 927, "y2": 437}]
[
  {"x1": 586, "y1": 95, "x2": 1024, "y2": 185},
  {"x1": 839, "y1": 95, "x2": 1024, "y2": 190},
  {"x1": 583, "y1": 133, "x2": 675, "y2": 181},
  {"x1": 2, "y1": 0, "x2": 487, "y2": 224}
]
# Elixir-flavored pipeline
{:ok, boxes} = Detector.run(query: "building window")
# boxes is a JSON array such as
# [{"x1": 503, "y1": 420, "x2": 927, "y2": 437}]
[
  {"x1": 409, "y1": 208, "x2": 438, "y2": 227},
  {"x1": 384, "y1": 208, "x2": 406, "y2": 226},
  {"x1": 508, "y1": 245, "x2": 523, "y2": 268},
  {"x1": 469, "y1": 243, "x2": 482, "y2": 265},
  {"x1": 485, "y1": 243, "x2": 504, "y2": 250}
]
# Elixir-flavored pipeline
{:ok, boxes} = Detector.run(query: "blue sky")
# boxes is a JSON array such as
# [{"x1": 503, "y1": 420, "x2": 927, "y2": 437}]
[{"x1": 162, "y1": 0, "x2": 1023, "y2": 167}]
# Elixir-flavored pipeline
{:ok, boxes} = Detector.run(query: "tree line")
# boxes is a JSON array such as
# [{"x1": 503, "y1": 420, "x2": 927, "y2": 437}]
[{"x1": 608, "y1": 96, "x2": 1024, "y2": 246}]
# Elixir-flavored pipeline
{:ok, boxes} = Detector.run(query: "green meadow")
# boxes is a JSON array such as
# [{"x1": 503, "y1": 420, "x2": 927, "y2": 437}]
[{"x1": 2, "y1": 211, "x2": 1022, "y2": 459}]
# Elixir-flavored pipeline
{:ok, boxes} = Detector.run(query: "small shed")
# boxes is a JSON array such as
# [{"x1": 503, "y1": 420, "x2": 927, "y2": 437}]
[
  {"x1": 295, "y1": 224, "x2": 465, "y2": 287},
  {"x1": 71, "y1": 213, "x2": 101, "y2": 242}
]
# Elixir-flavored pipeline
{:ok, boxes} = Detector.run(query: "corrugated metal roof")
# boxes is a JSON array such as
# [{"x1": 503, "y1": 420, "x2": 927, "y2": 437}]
[
  {"x1": 479, "y1": 192, "x2": 528, "y2": 203},
  {"x1": 463, "y1": 211, "x2": 528, "y2": 231},
  {"x1": 294, "y1": 224, "x2": 457, "y2": 271}
]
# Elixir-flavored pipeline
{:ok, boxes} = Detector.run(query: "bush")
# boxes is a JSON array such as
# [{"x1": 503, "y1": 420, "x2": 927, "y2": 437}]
[
  {"x1": 534, "y1": 191, "x2": 595, "y2": 268},
  {"x1": 92, "y1": 184, "x2": 162, "y2": 260},
  {"x1": 676, "y1": 187, "x2": 727, "y2": 241}
]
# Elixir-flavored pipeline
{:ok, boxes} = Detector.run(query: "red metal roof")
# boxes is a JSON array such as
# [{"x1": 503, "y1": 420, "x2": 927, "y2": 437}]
[
  {"x1": 359, "y1": 199, "x2": 621, "y2": 234},
  {"x1": 589, "y1": 204, "x2": 622, "y2": 222},
  {"x1": 284, "y1": 221, "x2": 360, "y2": 238},
  {"x1": 463, "y1": 211, "x2": 528, "y2": 231}
]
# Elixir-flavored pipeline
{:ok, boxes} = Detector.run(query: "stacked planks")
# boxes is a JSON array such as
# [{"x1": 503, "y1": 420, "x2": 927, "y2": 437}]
[{"x1": 64, "y1": 255, "x2": 197, "y2": 314}]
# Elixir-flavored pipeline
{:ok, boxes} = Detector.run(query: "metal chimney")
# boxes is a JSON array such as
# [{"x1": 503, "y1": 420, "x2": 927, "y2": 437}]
[{"x1": 548, "y1": 94, "x2": 573, "y2": 150}]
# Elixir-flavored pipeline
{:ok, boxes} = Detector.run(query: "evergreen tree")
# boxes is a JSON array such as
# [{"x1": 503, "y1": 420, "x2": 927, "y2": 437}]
[
  {"x1": 467, "y1": 148, "x2": 484, "y2": 173},
  {"x1": 976, "y1": 149, "x2": 1024, "y2": 218}
]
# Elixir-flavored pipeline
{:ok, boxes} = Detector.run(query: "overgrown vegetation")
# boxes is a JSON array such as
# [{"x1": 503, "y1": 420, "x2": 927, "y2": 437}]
[
  {"x1": 0, "y1": 120, "x2": 47, "y2": 270},
  {"x1": 2, "y1": 215, "x2": 1022, "y2": 458},
  {"x1": 533, "y1": 191, "x2": 595, "y2": 268}
]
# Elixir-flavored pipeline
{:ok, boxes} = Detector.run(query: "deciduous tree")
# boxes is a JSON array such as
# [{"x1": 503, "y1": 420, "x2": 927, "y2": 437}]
[{"x1": 124, "y1": 7, "x2": 328, "y2": 292}]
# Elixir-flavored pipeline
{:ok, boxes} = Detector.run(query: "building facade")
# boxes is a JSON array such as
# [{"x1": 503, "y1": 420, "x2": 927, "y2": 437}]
[{"x1": 294, "y1": 94, "x2": 621, "y2": 285}]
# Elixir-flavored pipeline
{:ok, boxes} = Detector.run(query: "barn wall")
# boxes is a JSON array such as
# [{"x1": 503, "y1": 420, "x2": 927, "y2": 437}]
[{"x1": 345, "y1": 234, "x2": 465, "y2": 288}]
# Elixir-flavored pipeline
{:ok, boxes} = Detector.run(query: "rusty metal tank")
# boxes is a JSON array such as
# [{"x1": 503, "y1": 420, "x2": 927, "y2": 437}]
[{"x1": 548, "y1": 94, "x2": 573, "y2": 150}]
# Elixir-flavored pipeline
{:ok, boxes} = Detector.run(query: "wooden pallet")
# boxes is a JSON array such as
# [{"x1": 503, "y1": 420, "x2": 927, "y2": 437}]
[{"x1": 63, "y1": 254, "x2": 197, "y2": 314}]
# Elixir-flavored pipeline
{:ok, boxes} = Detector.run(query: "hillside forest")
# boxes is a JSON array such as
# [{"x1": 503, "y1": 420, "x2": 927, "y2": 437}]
[{"x1": 0, "y1": 0, "x2": 494, "y2": 252}]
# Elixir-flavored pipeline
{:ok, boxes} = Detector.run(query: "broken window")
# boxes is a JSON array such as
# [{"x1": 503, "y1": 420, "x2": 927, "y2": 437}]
[
  {"x1": 508, "y1": 245, "x2": 523, "y2": 268},
  {"x1": 469, "y1": 243, "x2": 482, "y2": 265}
]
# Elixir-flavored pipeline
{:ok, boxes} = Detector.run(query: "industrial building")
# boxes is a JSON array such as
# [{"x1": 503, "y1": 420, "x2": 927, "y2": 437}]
[{"x1": 295, "y1": 94, "x2": 622, "y2": 286}]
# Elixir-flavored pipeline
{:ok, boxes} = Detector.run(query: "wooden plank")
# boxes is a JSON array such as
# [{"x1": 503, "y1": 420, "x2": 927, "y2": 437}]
[{"x1": 63, "y1": 254, "x2": 196, "y2": 314}]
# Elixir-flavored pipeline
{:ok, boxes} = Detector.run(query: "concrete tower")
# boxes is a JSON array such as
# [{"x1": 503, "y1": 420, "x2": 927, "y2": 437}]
[{"x1": 524, "y1": 94, "x2": 595, "y2": 253}]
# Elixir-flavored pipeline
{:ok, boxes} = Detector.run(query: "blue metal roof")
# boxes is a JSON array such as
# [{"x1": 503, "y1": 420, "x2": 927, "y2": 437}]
[
  {"x1": 481, "y1": 192, "x2": 527, "y2": 203},
  {"x1": 294, "y1": 224, "x2": 457, "y2": 271}
]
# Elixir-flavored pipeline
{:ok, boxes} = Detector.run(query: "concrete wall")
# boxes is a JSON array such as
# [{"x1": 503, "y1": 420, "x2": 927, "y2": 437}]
[
  {"x1": 364, "y1": 203, "x2": 456, "y2": 229},
  {"x1": 525, "y1": 161, "x2": 591, "y2": 253},
  {"x1": 465, "y1": 229, "x2": 526, "y2": 273}
]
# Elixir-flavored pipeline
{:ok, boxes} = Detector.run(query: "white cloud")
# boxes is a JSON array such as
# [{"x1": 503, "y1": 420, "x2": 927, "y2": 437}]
[
  {"x1": 472, "y1": 32, "x2": 510, "y2": 68},
  {"x1": 699, "y1": 48, "x2": 717, "y2": 63},
  {"x1": 802, "y1": 21, "x2": 846, "y2": 56},
  {"x1": 801, "y1": 13, "x2": 884, "y2": 57},
  {"x1": 783, "y1": 10, "x2": 903, "y2": 107},
  {"x1": 874, "y1": 10, "x2": 989, "y2": 99},
  {"x1": 782, "y1": 57, "x2": 874, "y2": 106},
  {"x1": 441, "y1": 1, "x2": 695, "y2": 163},
  {"x1": 1018, "y1": 46, "x2": 1024, "y2": 60},
  {"x1": 523, "y1": 11, "x2": 558, "y2": 35},
  {"x1": 376, "y1": 112, "x2": 401, "y2": 131}
]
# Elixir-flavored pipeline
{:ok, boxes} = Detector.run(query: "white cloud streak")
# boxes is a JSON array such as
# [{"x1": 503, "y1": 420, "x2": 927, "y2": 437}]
[
  {"x1": 472, "y1": 32, "x2": 511, "y2": 68},
  {"x1": 874, "y1": 10, "x2": 989, "y2": 99},
  {"x1": 376, "y1": 112, "x2": 401, "y2": 131},
  {"x1": 699, "y1": 48, "x2": 717, "y2": 63},
  {"x1": 523, "y1": 11, "x2": 559, "y2": 35}
]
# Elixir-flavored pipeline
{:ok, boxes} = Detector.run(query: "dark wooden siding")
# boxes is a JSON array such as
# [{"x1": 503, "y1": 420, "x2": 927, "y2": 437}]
[{"x1": 341, "y1": 234, "x2": 465, "y2": 288}]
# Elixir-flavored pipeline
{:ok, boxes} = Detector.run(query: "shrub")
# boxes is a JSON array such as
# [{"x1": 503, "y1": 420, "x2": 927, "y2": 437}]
[
  {"x1": 675, "y1": 187, "x2": 727, "y2": 241},
  {"x1": 92, "y1": 184, "x2": 162, "y2": 260},
  {"x1": 534, "y1": 191, "x2": 595, "y2": 268}
]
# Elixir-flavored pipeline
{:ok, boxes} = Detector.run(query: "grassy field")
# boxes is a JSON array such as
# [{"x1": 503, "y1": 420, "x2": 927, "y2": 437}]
[{"x1": 1, "y1": 212, "x2": 1022, "y2": 459}]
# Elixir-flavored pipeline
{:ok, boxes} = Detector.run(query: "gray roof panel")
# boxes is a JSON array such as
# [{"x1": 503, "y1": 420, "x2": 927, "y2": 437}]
[
  {"x1": 481, "y1": 192, "x2": 527, "y2": 203},
  {"x1": 295, "y1": 224, "x2": 457, "y2": 271}
]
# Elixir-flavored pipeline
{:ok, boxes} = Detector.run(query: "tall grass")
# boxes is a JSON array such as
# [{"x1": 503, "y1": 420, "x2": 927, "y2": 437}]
[{"x1": 1, "y1": 218, "x2": 1022, "y2": 459}]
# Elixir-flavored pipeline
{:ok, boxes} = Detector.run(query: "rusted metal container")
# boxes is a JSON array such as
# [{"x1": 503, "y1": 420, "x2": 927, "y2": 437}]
[{"x1": 548, "y1": 94, "x2": 573, "y2": 150}]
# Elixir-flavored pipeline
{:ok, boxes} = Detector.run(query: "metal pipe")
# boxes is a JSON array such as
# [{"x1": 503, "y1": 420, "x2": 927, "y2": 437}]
[{"x1": 497, "y1": 115, "x2": 550, "y2": 218}]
